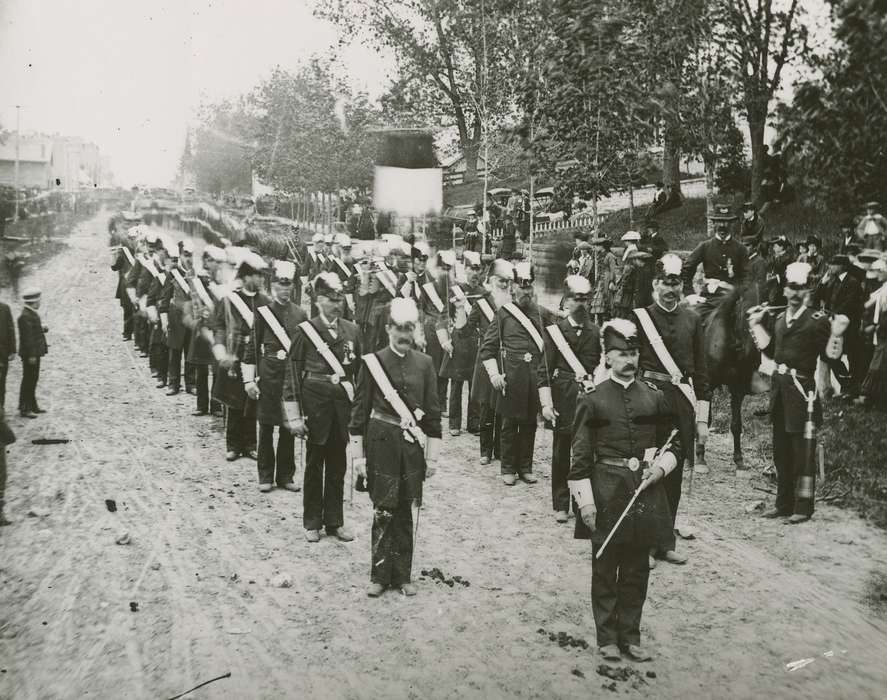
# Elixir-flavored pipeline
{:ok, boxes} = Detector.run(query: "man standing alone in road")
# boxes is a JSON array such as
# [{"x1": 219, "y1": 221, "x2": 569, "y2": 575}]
[{"x1": 18, "y1": 289, "x2": 48, "y2": 418}]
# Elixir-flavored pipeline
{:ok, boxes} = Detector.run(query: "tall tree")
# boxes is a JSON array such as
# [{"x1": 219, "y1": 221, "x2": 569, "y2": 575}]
[
  {"x1": 189, "y1": 99, "x2": 254, "y2": 197},
  {"x1": 715, "y1": 0, "x2": 808, "y2": 204}
]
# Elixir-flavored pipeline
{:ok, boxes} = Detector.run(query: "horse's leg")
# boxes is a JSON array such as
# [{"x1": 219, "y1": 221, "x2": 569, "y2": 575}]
[
  {"x1": 695, "y1": 388, "x2": 710, "y2": 473},
  {"x1": 730, "y1": 385, "x2": 745, "y2": 469}
]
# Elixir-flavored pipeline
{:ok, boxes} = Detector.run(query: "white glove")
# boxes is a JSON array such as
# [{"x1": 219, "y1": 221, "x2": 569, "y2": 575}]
[
  {"x1": 579, "y1": 505, "x2": 597, "y2": 532},
  {"x1": 244, "y1": 381, "x2": 260, "y2": 400},
  {"x1": 490, "y1": 373, "x2": 507, "y2": 392}
]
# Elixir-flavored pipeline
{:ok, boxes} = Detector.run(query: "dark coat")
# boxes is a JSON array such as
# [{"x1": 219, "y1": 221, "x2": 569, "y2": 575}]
[
  {"x1": 18, "y1": 307, "x2": 47, "y2": 358},
  {"x1": 349, "y1": 346, "x2": 442, "y2": 508},
  {"x1": 681, "y1": 236, "x2": 750, "y2": 295},
  {"x1": 0, "y1": 302, "x2": 16, "y2": 358},
  {"x1": 160, "y1": 267, "x2": 191, "y2": 350},
  {"x1": 467, "y1": 292, "x2": 497, "y2": 406},
  {"x1": 210, "y1": 287, "x2": 260, "y2": 412},
  {"x1": 569, "y1": 378, "x2": 680, "y2": 547},
  {"x1": 185, "y1": 275, "x2": 218, "y2": 365}
]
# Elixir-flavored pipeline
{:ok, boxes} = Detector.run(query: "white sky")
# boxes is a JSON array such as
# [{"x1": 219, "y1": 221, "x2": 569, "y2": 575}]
[{"x1": 0, "y1": 0, "x2": 394, "y2": 186}]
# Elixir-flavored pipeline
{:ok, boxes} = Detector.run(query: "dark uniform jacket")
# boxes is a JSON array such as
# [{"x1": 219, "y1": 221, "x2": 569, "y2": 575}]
[
  {"x1": 759, "y1": 306, "x2": 831, "y2": 432},
  {"x1": 747, "y1": 252, "x2": 769, "y2": 304},
  {"x1": 349, "y1": 346, "x2": 442, "y2": 508},
  {"x1": 815, "y1": 272, "x2": 863, "y2": 326},
  {"x1": 286, "y1": 314, "x2": 360, "y2": 444},
  {"x1": 538, "y1": 311, "x2": 601, "y2": 433},
  {"x1": 478, "y1": 301, "x2": 552, "y2": 421},
  {"x1": 111, "y1": 247, "x2": 134, "y2": 302},
  {"x1": 147, "y1": 274, "x2": 167, "y2": 345},
  {"x1": 18, "y1": 307, "x2": 47, "y2": 358},
  {"x1": 438, "y1": 282, "x2": 481, "y2": 381},
  {"x1": 185, "y1": 274, "x2": 218, "y2": 365},
  {"x1": 243, "y1": 297, "x2": 307, "y2": 426},
  {"x1": 0, "y1": 302, "x2": 16, "y2": 358},
  {"x1": 160, "y1": 266, "x2": 191, "y2": 350},
  {"x1": 210, "y1": 286, "x2": 260, "y2": 411},
  {"x1": 467, "y1": 292, "x2": 498, "y2": 406},
  {"x1": 569, "y1": 377, "x2": 680, "y2": 547},
  {"x1": 681, "y1": 235, "x2": 749, "y2": 295}
]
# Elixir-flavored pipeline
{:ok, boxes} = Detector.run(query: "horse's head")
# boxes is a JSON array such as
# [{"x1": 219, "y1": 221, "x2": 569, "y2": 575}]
[{"x1": 703, "y1": 283, "x2": 762, "y2": 389}]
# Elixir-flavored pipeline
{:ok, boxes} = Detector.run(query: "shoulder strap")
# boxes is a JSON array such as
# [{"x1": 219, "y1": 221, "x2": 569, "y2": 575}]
[
  {"x1": 545, "y1": 324, "x2": 588, "y2": 378},
  {"x1": 476, "y1": 298, "x2": 495, "y2": 323},
  {"x1": 171, "y1": 269, "x2": 190, "y2": 296},
  {"x1": 192, "y1": 277, "x2": 214, "y2": 311},
  {"x1": 422, "y1": 282, "x2": 445, "y2": 313},
  {"x1": 450, "y1": 285, "x2": 473, "y2": 314},
  {"x1": 122, "y1": 247, "x2": 135, "y2": 266},
  {"x1": 375, "y1": 270, "x2": 396, "y2": 297},
  {"x1": 503, "y1": 303, "x2": 545, "y2": 352},
  {"x1": 361, "y1": 352, "x2": 426, "y2": 447},
  {"x1": 633, "y1": 307, "x2": 697, "y2": 410},
  {"x1": 298, "y1": 320, "x2": 354, "y2": 402},
  {"x1": 258, "y1": 305, "x2": 291, "y2": 352},
  {"x1": 226, "y1": 291, "x2": 255, "y2": 329},
  {"x1": 332, "y1": 257, "x2": 352, "y2": 278}
]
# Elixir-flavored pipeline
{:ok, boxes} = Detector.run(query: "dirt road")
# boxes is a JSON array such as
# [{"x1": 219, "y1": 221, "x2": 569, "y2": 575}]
[{"x1": 1, "y1": 211, "x2": 887, "y2": 699}]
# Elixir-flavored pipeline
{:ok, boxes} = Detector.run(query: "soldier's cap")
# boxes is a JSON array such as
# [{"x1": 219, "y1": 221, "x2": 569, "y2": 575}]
[
  {"x1": 22, "y1": 288, "x2": 41, "y2": 303},
  {"x1": 621, "y1": 230, "x2": 641, "y2": 242},
  {"x1": 323, "y1": 233, "x2": 335, "y2": 244},
  {"x1": 388, "y1": 297, "x2": 419, "y2": 327},
  {"x1": 625, "y1": 249, "x2": 652, "y2": 262},
  {"x1": 871, "y1": 258, "x2": 887, "y2": 273},
  {"x1": 311, "y1": 232, "x2": 325, "y2": 244},
  {"x1": 179, "y1": 239, "x2": 195, "y2": 255},
  {"x1": 273, "y1": 260, "x2": 296, "y2": 282},
  {"x1": 313, "y1": 271, "x2": 344, "y2": 297},
  {"x1": 805, "y1": 234, "x2": 822, "y2": 247},
  {"x1": 858, "y1": 248, "x2": 882, "y2": 262},
  {"x1": 438, "y1": 250, "x2": 457, "y2": 268},
  {"x1": 601, "y1": 318, "x2": 640, "y2": 352},
  {"x1": 235, "y1": 248, "x2": 268, "y2": 277},
  {"x1": 513, "y1": 261, "x2": 534, "y2": 284},
  {"x1": 203, "y1": 244, "x2": 226, "y2": 262},
  {"x1": 829, "y1": 254, "x2": 851, "y2": 267},
  {"x1": 489, "y1": 258, "x2": 514, "y2": 281},
  {"x1": 463, "y1": 251, "x2": 482, "y2": 268},
  {"x1": 742, "y1": 201, "x2": 756, "y2": 209},
  {"x1": 655, "y1": 253, "x2": 683, "y2": 281},
  {"x1": 708, "y1": 205, "x2": 738, "y2": 222},
  {"x1": 864, "y1": 201, "x2": 880, "y2": 209},
  {"x1": 785, "y1": 262, "x2": 812, "y2": 288},
  {"x1": 412, "y1": 241, "x2": 431, "y2": 260},
  {"x1": 335, "y1": 233, "x2": 352, "y2": 248},
  {"x1": 564, "y1": 275, "x2": 591, "y2": 297}
]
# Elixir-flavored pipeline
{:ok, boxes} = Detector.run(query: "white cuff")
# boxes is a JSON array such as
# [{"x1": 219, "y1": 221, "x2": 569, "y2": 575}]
[
  {"x1": 568, "y1": 479, "x2": 595, "y2": 509},
  {"x1": 435, "y1": 328, "x2": 450, "y2": 346},
  {"x1": 538, "y1": 386, "x2": 553, "y2": 410},
  {"x1": 483, "y1": 358, "x2": 500, "y2": 380},
  {"x1": 750, "y1": 323, "x2": 771, "y2": 350},
  {"x1": 425, "y1": 436, "x2": 441, "y2": 462},
  {"x1": 696, "y1": 400, "x2": 710, "y2": 424},
  {"x1": 656, "y1": 451, "x2": 679, "y2": 476},
  {"x1": 282, "y1": 401, "x2": 301, "y2": 421},
  {"x1": 241, "y1": 364, "x2": 256, "y2": 383},
  {"x1": 212, "y1": 343, "x2": 228, "y2": 363},
  {"x1": 825, "y1": 335, "x2": 844, "y2": 360}
]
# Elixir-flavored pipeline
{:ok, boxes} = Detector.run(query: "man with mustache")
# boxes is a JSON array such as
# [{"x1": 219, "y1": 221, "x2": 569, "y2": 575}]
[
  {"x1": 350, "y1": 297, "x2": 442, "y2": 596},
  {"x1": 569, "y1": 318, "x2": 681, "y2": 662},
  {"x1": 538, "y1": 275, "x2": 601, "y2": 523},
  {"x1": 633, "y1": 253, "x2": 709, "y2": 566},
  {"x1": 285, "y1": 272, "x2": 360, "y2": 542},
  {"x1": 467, "y1": 258, "x2": 512, "y2": 465},
  {"x1": 479, "y1": 261, "x2": 552, "y2": 485},
  {"x1": 242, "y1": 260, "x2": 308, "y2": 494}
]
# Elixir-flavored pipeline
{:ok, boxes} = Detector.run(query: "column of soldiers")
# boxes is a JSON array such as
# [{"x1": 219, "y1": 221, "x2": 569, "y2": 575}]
[{"x1": 107, "y1": 205, "x2": 866, "y2": 659}]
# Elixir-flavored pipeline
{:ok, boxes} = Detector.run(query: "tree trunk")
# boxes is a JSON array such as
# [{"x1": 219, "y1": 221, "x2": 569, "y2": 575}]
[
  {"x1": 747, "y1": 113, "x2": 766, "y2": 206},
  {"x1": 462, "y1": 140, "x2": 480, "y2": 184},
  {"x1": 704, "y1": 155, "x2": 717, "y2": 238},
  {"x1": 628, "y1": 177, "x2": 634, "y2": 227},
  {"x1": 662, "y1": 132, "x2": 682, "y2": 197}
]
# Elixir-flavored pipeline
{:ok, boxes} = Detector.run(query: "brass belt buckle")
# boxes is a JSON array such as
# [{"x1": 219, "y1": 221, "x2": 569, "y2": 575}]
[
  {"x1": 523, "y1": 352, "x2": 532, "y2": 363},
  {"x1": 330, "y1": 373, "x2": 340, "y2": 385},
  {"x1": 627, "y1": 457, "x2": 640, "y2": 472}
]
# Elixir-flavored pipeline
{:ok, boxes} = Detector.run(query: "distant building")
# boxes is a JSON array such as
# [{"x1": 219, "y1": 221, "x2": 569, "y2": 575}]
[
  {"x1": 0, "y1": 136, "x2": 54, "y2": 188},
  {"x1": 442, "y1": 153, "x2": 488, "y2": 187}
]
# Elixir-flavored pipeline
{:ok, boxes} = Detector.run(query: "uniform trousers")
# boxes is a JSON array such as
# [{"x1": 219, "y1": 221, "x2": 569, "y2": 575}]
[
  {"x1": 303, "y1": 436, "x2": 347, "y2": 532},
  {"x1": 591, "y1": 541, "x2": 650, "y2": 648},
  {"x1": 121, "y1": 299, "x2": 134, "y2": 339},
  {"x1": 551, "y1": 431, "x2": 572, "y2": 512},
  {"x1": 18, "y1": 359, "x2": 40, "y2": 413},
  {"x1": 0, "y1": 444, "x2": 7, "y2": 514},
  {"x1": 133, "y1": 316, "x2": 148, "y2": 353},
  {"x1": 257, "y1": 423, "x2": 295, "y2": 486},
  {"x1": 166, "y1": 331, "x2": 193, "y2": 391},
  {"x1": 0, "y1": 360, "x2": 8, "y2": 409},
  {"x1": 771, "y1": 394, "x2": 815, "y2": 517},
  {"x1": 225, "y1": 408, "x2": 256, "y2": 455},
  {"x1": 500, "y1": 418, "x2": 536, "y2": 475},
  {"x1": 478, "y1": 404, "x2": 501, "y2": 460},
  {"x1": 447, "y1": 377, "x2": 479, "y2": 431},
  {"x1": 371, "y1": 501, "x2": 413, "y2": 587}
]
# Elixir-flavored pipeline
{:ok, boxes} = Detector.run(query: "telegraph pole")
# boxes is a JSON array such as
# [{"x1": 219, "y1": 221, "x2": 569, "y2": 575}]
[{"x1": 13, "y1": 105, "x2": 21, "y2": 222}]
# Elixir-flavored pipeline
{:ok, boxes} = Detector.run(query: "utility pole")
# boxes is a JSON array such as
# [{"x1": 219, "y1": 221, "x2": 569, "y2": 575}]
[{"x1": 13, "y1": 105, "x2": 21, "y2": 222}]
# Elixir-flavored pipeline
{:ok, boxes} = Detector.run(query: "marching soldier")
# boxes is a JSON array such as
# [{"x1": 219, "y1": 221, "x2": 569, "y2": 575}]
[
  {"x1": 125, "y1": 230, "x2": 158, "y2": 358},
  {"x1": 349, "y1": 297, "x2": 442, "y2": 597},
  {"x1": 479, "y1": 261, "x2": 551, "y2": 485},
  {"x1": 749, "y1": 262, "x2": 849, "y2": 523},
  {"x1": 110, "y1": 228, "x2": 137, "y2": 340},
  {"x1": 185, "y1": 244, "x2": 226, "y2": 416},
  {"x1": 569, "y1": 318, "x2": 681, "y2": 662},
  {"x1": 160, "y1": 240, "x2": 194, "y2": 396},
  {"x1": 242, "y1": 260, "x2": 308, "y2": 493},
  {"x1": 633, "y1": 254, "x2": 709, "y2": 565},
  {"x1": 538, "y1": 275, "x2": 601, "y2": 523},
  {"x1": 286, "y1": 272, "x2": 360, "y2": 542},
  {"x1": 438, "y1": 250, "x2": 484, "y2": 435},
  {"x1": 211, "y1": 248, "x2": 266, "y2": 462},
  {"x1": 468, "y1": 258, "x2": 511, "y2": 464},
  {"x1": 147, "y1": 238, "x2": 175, "y2": 389},
  {"x1": 18, "y1": 288, "x2": 48, "y2": 418}
]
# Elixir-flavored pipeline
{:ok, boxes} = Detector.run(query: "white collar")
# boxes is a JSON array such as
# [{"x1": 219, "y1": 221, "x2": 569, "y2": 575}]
[
  {"x1": 389, "y1": 342, "x2": 406, "y2": 358},
  {"x1": 319, "y1": 310, "x2": 337, "y2": 328},
  {"x1": 609, "y1": 370, "x2": 635, "y2": 388},
  {"x1": 786, "y1": 305, "x2": 806, "y2": 324},
  {"x1": 567, "y1": 315, "x2": 580, "y2": 328},
  {"x1": 240, "y1": 287, "x2": 256, "y2": 297},
  {"x1": 715, "y1": 234, "x2": 732, "y2": 243},
  {"x1": 838, "y1": 272, "x2": 847, "y2": 282},
  {"x1": 655, "y1": 299, "x2": 678, "y2": 314}
]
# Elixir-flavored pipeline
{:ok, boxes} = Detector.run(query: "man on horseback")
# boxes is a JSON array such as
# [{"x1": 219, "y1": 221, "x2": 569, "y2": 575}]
[{"x1": 681, "y1": 205, "x2": 749, "y2": 300}]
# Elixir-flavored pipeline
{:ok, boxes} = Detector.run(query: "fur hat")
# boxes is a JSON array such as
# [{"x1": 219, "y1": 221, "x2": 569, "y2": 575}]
[
  {"x1": 313, "y1": 271, "x2": 344, "y2": 296},
  {"x1": 602, "y1": 319, "x2": 640, "y2": 352},
  {"x1": 388, "y1": 297, "x2": 419, "y2": 327}
]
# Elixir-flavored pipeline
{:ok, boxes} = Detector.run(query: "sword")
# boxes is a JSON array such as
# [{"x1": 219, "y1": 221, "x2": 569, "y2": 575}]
[{"x1": 595, "y1": 429, "x2": 678, "y2": 560}]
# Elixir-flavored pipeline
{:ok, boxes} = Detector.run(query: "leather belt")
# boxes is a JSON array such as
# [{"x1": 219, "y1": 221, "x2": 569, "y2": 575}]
[
  {"x1": 305, "y1": 370, "x2": 342, "y2": 384},
  {"x1": 505, "y1": 350, "x2": 538, "y2": 363},
  {"x1": 775, "y1": 363, "x2": 809, "y2": 379},
  {"x1": 264, "y1": 348, "x2": 287, "y2": 360},
  {"x1": 597, "y1": 457, "x2": 646, "y2": 472},
  {"x1": 642, "y1": 369, "x2": 686, "y2": 384},
  {"x1": 370, "y1": 409, "x2": 402, "y2": 426}
]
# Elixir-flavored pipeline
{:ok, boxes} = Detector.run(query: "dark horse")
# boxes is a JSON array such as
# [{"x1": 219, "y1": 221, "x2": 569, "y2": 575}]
[{"x1": 694, "y1": 282, "x2": 765, "y2": 470}]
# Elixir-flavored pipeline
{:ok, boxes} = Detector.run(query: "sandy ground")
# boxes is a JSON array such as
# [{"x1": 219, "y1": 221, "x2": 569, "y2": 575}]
[{"x1": 1, "y1": 211, "x2": 887, "y2": 700}]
